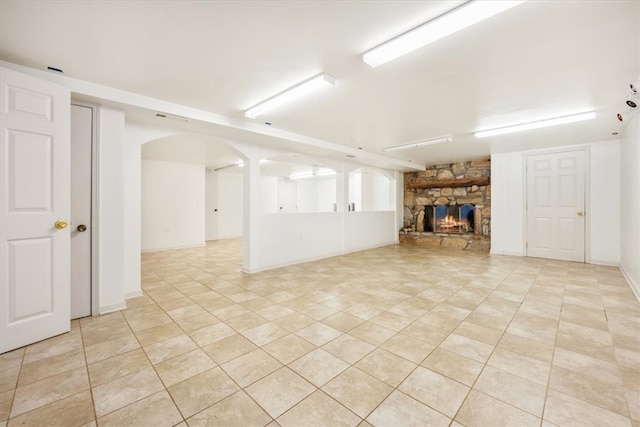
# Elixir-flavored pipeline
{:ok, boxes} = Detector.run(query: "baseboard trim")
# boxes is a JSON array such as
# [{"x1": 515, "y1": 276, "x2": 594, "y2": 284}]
[
  {"x1": 619, "y1": 263, "x2": 640, "y2": 302},
  {"x1": 589, "y1": 259, "x2": 620, "y2": 267},
  {"x1": 99, "y1": 301, "x2": 127, "y2": 315},
  {"x1": 141, "y1": 243, "x2": 206, "y2": 253},
  {"x1": 242, "y1": 242, "x2": 397, "y2": 275},
  {"x1": 124, "y1": 290, "x2": 143, "y2": 300},
  {"x1": 490, "y1": 249, "x2": 524, "y2": 257},
  {"x1": 348, "y1": 241, "x2": 397, "y2": 253},
  {"x1": 247, "y1": 250, "x2": 347, "y2": 275}
]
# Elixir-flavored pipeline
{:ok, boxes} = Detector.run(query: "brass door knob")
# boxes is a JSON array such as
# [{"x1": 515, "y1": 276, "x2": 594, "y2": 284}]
[
  {"x1": 577, "y1": 211, "x2": 584, "y2": 217},
  {"x1": 76, "y1": 224, "x2": 87, "y2": 232},
  {"x1": 55, "y1": 220, "x2": 69, "y2": 229}
]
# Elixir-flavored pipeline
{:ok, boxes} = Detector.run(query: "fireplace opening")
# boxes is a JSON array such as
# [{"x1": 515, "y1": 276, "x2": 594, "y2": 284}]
[{"x1": 424, "y1": 204, "x2": 475, "y2": 233}]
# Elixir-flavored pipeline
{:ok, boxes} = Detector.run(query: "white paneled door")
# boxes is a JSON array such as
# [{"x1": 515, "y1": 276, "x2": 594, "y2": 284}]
[
  {"x1": 0, "y1": 67, "x2": 71, "y2": 353},
  {"x1": 70, "y1": 104, "x2": 92, "y2": 319},
  {"x1": 278, "y1": 180, "x2": 297, "y2": 213},
  {"x1": 526, "y1": 150, "x2": 586, "y2": 262}
]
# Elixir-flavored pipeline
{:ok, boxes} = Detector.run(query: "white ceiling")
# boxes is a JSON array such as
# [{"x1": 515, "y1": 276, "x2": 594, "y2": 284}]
[{"x1": 1, "y1": 1, "x2": 638, "y2": 171}]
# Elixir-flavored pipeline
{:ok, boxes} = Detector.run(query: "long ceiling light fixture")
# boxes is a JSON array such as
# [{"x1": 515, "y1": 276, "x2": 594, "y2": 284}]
[
  {"x1": 363, "y1": 1, "x2": 526, "y2": 68},
  {"x1": 245, "y1": 73, "x2": 335, "y2": 119},
  {"x1": 382, "y1": 135, "x2": 452, "y2": 152},
  {"x1": 474, "y1": 111, "x2": 596, "y2": 138},
  {"x1": 290, "y1": 168, "x2": 336, "y2": 180}
]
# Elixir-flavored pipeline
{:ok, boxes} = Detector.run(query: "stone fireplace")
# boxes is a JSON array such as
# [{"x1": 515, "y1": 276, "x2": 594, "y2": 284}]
[
  {"x1": 423, "y1": 204, "x2": 476, "y2": 233},
  {"x1": 400, "y1": 160, "x2": 491, "y2": 251}
]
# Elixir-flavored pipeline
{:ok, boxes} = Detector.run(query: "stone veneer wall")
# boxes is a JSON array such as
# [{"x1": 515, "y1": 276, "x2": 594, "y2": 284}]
[{"x1": 400, "y1": 160, "x2": 491, "y2": 251}]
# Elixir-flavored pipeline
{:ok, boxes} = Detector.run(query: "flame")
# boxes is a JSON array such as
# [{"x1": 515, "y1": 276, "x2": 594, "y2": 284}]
[{"x1": 438, "y1": 215, "x2": 470, "y2": 232}]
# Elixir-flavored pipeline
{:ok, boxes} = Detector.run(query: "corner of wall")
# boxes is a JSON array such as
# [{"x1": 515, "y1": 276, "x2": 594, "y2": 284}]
[
  {"x1": 124, "y1": 290, "x2": 144, "y2": 300},
  {"x1": 620, "y1": 263, "x2": 640, "y2": 302},
  {"x1": 619, "y1": 111, "x2": 640, "y2": 298},
  {"x1": 99, "y1": 301, "x2": 127, "y2": 315},
  {"x1": 97, "y1": 105, "x2": 126, "y2": 314}
]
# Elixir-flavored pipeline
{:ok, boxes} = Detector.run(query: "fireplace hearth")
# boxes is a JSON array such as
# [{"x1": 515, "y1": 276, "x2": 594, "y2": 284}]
[
  {"x1": 400, "y1": 160, "x2": 491, "y2": 251},
  {"x1": 423, "y1": 204, "x2": 475, "y2": 233}
]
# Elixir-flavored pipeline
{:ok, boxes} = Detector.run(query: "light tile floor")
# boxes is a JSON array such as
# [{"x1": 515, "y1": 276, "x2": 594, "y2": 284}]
[{"x1": 1, "y1": 239, "x2": 639, "y2": 426}]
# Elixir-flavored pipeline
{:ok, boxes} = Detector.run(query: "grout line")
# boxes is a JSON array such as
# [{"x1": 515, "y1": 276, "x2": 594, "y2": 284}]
[
  {"x1": 3, "y1": 344, "x2": 26, "y2": 424},
  {"x1": 78, "y1": 319, "x2": 100, "y2": 426},
  {"x1": 540, "y1": 258, "x2": 565, "y2": 426}
]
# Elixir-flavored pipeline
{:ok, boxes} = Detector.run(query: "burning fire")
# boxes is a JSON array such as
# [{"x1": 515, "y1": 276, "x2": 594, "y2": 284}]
[{"x1": 438, "y1": 215, "x2": 470, "y2": 232}]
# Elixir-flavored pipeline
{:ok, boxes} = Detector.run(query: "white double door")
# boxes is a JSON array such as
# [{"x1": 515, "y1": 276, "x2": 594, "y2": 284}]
[
  {"x1": 526, "y1": 150, "x2": 586, "y2": 262},
  {"x1": 0, "y1": 67, "x2": 92, "y2": 353}
]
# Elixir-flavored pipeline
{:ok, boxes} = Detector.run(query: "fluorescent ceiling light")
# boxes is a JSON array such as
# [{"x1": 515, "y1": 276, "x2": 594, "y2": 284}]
[
  {"x1": 474, "y1": 111, "x2": 596, "y2": 138},
  {"x1": 363, "y1": 1, "x2": 526, "y2": 68},
  {"x1": 290, "y1": 168, "x2": 336, "y2": 180},
  {"x1": 245, "y1": 73, "x2": 335, "y2": 118},
  {"x1": 214, "y1": 161, "x2": 244, "y2": 172},
  {"x1": 382, "y1": 136, "x2": 452, "y2": 152}
]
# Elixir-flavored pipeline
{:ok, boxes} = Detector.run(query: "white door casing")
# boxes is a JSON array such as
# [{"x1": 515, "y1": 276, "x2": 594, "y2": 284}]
[
  {"x1": 70, "y1": 104, "x2": 92, "y2": 319},
  {"x1": 526, "y1": 150, "x2": 586, "y2": 262},
  {"x1": 0, "y1": 67, "x2": 71, "y2": 353}
]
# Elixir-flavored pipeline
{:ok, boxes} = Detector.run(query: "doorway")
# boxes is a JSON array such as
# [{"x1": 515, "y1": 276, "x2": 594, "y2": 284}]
[
  {"x1": 526, "y1": 149, "x2": 586, "y2": 262},
  {"x1": 278, "y1": 180, "x2": 297, "y2": 213},
  {"x1": 205, "y1": 170, "x2": 219, "y2": 241},
  {"x1": 70, "y1": 104, "x2": 94, "y2": 319}
]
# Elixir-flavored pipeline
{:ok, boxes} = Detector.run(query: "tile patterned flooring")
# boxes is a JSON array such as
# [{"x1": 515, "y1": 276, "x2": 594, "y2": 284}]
[{"x1": 1, "y1": 239, "x2": 639, "y2": 426}]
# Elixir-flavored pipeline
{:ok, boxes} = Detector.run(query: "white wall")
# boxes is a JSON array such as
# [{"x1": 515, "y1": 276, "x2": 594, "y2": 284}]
[
  {"x1": 141, "y1": 159, "x2": 205, "y2": 251},
  {"x1": 123, "y1": 122, "x2": 177, "y2": 300},
  {"x1": 372, "y1": 173, "x2": 393, "y2": 211},
  {"x1": 297, "y1": 179, "x2": 317, "y2": 212},
  {"x1": 297, "y1": 177, "x2": 336, "y2": 213},
  {"x1": 261, "y1": 176, "x2": 279, "y2": 214},
  {"x1": 620, "y1": 114, "x2": 640, "y2": 297},
  {"x1": 257, "y1": 210, "x2": 397, "y2": 271},
  {"x1": 349, "y1": 172, "x2": 362, "y2": 211},
  {"x1": 259, "y1": 213, "x2": 343, "y2": 269},
  {"x1": 349, "y1": 170, "x2": 393, "y2": 211},
  {"x1": 490, "y1": 152, "x2": 525, "y2": 256},
  {"x1": 217, "y1": 171, "x2": 243, "y2": 239},
  {"x1": 97, "y1": 107, "x2": 126, "y2": 313},
  {"x1": 361, "y1": 173, "x2": 374, "y2": 211},
  {"x1": 590, "y1": 142, "x2": 621, "y2": 264},
  {"x1": 122, "y1": 128, "x2": 142, "y2": 300},
  {"x1": 394, "y1": 171, "x2": 403, "y2": 239},
  {"x1": 317, "y1": 177, "x2": 336, "y2": 212},
  {"x1": 491, "y1": 142, "x2": 622, "y2": 265},
  {"x1": 347, "y1": 211, "x2": 397, "y2": 251}
]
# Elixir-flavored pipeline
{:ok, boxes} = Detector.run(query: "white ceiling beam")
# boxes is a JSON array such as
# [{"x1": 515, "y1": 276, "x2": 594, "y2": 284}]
[{"x1": 1, "y1": 61, "x2": 425, "y2": 172}]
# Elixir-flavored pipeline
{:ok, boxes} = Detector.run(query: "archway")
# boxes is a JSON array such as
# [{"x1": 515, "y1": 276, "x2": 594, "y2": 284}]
[
  {"x1": 138, "y1": 131, "x2": 247, "y2": 260},
  {"x1": 260, "y1": 154, "x2": 337, "y2": 213},
  {"x1": 348, "y1": 166, "x2": 395, "y2": 212}
]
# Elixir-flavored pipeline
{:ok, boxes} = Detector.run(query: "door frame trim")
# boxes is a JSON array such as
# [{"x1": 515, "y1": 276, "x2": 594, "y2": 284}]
[
  {"x1": 523, "y1": 146, "x2": 590, "y2": 263},
  {"x1": 71, "y1": 101, "x2": 100, "y2": 317}
]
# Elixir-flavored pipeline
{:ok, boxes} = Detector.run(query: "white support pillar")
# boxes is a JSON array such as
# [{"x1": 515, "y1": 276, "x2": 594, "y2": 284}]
[
  {"x1": 394, "y1": 170, "x2": 403, "y2": 243},
  {"x1": 335, "y1": 166, "x2": 349, "y2": 253},
  {"x1": 242, "y1": 149, "x2": 262, "y2": 274}
]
